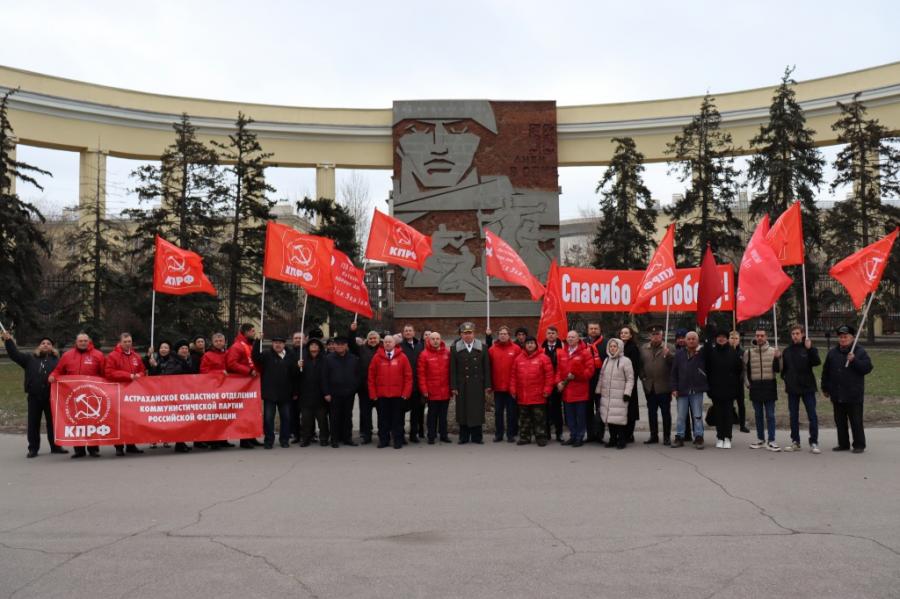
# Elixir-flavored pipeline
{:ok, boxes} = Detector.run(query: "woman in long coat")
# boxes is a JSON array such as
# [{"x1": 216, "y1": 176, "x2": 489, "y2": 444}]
[{"x1": 597, "y1": 338, "x2": 635, "y2": 449}]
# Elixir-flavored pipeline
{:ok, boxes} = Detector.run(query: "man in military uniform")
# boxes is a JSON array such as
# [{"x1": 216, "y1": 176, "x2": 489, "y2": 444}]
[{"x1": 449, "y1": 322, "x2": 492, "y2": 444}]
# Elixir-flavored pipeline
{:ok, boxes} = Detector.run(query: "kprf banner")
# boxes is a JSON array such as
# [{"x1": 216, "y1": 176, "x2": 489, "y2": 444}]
[
  {"x1": 558, "y1": 265, "x2": 734, "y2": 313},
  {"x1": 484, "y1": 228, "x2": 544, "y2": 300},
  {"x1": 153, "y1": 235, "x2": 217, "y2": 296},
  {"x1": 263, "y1": 221, "x2": 335, "y2": 300},
  {"x1": 365, "y1": 209, "x2": 433, "y2": 270},
  {"x1": 52, "y1": 374, "x2": 262, "y2": 445}
]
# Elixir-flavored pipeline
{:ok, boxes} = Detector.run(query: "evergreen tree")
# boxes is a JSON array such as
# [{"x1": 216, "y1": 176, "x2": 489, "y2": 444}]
[
  {"x1": 824, "y1": 94, "x2": 900, "y2": 343},
  {"x1": 0, "y1": 90, "x2": 52, "y2": 333},
  {"x1": 665, "y1": 94, "x2": 744, "y2": 265},
  {"x1": 211, "y1": 112, "x2": 276, "y2": 334},
  {"x1": 591, "y1": 137, "x2": 658, "y2": 270},
  {"x1": 296, "y1": 196, "x2": 360, "y2": 334},
  {"x1": 123, "y1": 114, "x2": 227, "y2": 343},
  {"x1": 747, "y1": 66, "x2": 826, "y2": 332},
  {"x1": 55, "y1": 164, "x2": 125, "y2": 343}
]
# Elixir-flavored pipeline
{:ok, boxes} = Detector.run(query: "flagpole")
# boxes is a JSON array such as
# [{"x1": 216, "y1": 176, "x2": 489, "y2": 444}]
[
  {"x1": 801, "y1": 261, "x2": 810, "y2": 337},
  {"x1": 355, "y1": 258, "x2": 366, "y2": 326},
  {"x1": 772, "y1": 304, "x2": 778, "y2": 349},
  {"x1": 663, "y1": 292, "x2": 671, "y2": 345},
  {"x1": 149, "y1": 290, "x2": 156, "y2": 353},
  {"x1": 847, "y1": 292, "x2": 876, "y2": 367},
  {"x1": 258, "y1": 276, "x2": 267, "y2": 351},
  {"x1": 298, "y1": 292, "x2": 308, "y2": 372},
  {"x1": 486, "y1": 275, "x2": 491, "y2": 332}
]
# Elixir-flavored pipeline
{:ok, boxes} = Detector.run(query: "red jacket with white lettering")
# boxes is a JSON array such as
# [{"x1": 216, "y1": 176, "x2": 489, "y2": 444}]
[
  {"x1": 557, "y1": 341, "x2": 596, "y2": 403},
  {"x1": 417, "y1": 341, "x2": 451, "y2": 401},
  {"x1": 488, "y1": 340, "x2": 523, "y2": 393},
  {"x1": 199, "y1": 348, "x2": 228, "y2": 374},
  {"x1": 510, "y1": 349, "x2": 554, "y2": 406},
  {"x1": 51, "y1": 343, "x2": 106, "y2": 378},
  {"x1": 368, "y1": 347, "x2": 413, "y2": 400},
  {"x1": 225, "y1": 333, "x2": 255, "y2": 376},
  {"x1": 105, "y1": 344, "x2": 146, "y2": 382}
]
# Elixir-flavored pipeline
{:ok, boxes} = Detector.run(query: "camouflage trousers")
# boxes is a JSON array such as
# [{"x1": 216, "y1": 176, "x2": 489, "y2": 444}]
[{"x1": 518, "y1": 404, "x2": 547, "y2": 442}]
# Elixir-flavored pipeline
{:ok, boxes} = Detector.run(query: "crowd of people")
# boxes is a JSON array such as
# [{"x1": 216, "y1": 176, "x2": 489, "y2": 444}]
[{"x1": 1, "y1": 318, "x2": 874, "y2": 459}]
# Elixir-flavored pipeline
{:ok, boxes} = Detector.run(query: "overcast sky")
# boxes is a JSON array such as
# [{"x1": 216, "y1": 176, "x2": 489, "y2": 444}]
[{"x1": 5, "y1": 0, "x2": 899, "y2": 219}]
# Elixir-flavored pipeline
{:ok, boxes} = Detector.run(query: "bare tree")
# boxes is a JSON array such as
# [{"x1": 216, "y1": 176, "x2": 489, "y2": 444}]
[{"x1": 339, "y1": 170, "x2": 372, "y2": 253}]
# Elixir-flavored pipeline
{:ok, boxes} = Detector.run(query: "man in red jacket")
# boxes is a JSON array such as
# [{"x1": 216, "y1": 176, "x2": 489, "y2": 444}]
[
  {"x1": 585, "y1": 321, "x2": 605, "y2": 443},
  {"x1": 200, "y1": 333, "x2": 228, "y2": 374},
  {"x1": 368, "y1": 334, "x2": 412, "y2": 449},
  {"x1": 556, "y1": 330, "x2": 596, "y2": 447},
  {"x1": 226, "y1": 323, "x2": 260, "y2": 449},
  {"x1": 510, "y1": 336, "x2": 554, "y2": 446},
  {"x1": 105, "y1": 332, "x2": 146, "y2": 456},
  {"x1": 417, "y1": 331, "x2": 452, "y2": 444},
  {"x1": 49, "y1": 332, "x2": 106, "y2": 458},
  {"x1": 488, "y1": 325, "x2": 523, "y2": 443}
]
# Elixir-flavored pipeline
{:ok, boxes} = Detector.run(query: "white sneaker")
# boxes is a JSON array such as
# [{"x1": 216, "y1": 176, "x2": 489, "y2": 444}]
[
  {"x1": 767, "y1": 442, "x2": 782, "y2": 452},
  {"x1": 724, "y1": 438, "x2": 732, "y2": 449},
  {"x1": 811, "y1": 443, "x2": 821, "y2": 454},
  {"x1": 750, "y1": 439, "x2": 766, "y2": 449},
  {"x1": 784, "y1": 442, "x2": 801, "y2": 452},
  {"x1": 716, "y1": 439, "x2": 724, "y2": 448}
]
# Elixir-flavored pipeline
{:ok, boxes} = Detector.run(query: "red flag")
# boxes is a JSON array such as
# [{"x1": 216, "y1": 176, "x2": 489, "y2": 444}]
[
  {"x1": 153, "y1": 235, "x2": 217, "y2": 296},
  {"x1": 365, "y1": 209, "x2": 432, "y2": 271},
  {"x1": 537, "y1": 261, "x2": 568, "y2": 344},
  {"x1": 736, "y1": 216, "x2": 793, "y2": 322},
  {"x1": 263, "y1": 221, "x2": 334, "y2": 301},
  {"x1": 696, "y1": 244, "x2": 725, "y2": 326},
  {"x1": 766, "y1": 201, "x2": 805, "y2": 265},
  {"x1": 330, "y1": 249, "x2": 374, "y2": 318},
  {"x1": 829, "y1": 228, "x2": 898, "y2": 309},
  {"x1": 484, "y1": 229, "x2": 545, "y2": 300},
  {"x1": 631, "y1": 224, "x2": 677, "y2": 312}
]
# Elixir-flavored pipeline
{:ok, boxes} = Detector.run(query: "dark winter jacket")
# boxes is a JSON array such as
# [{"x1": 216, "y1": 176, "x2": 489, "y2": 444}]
[
  {"x1": 5, "y1": 339, "x2": 59, "y2": 397},
  {"x1": 821, "y1": 344, "x2": 873, "y2": 404},
  {"x1": 780, "y1": 342, "x2": 821, "y2": 395},
  {"x1": 253, "y1": 346, "x2": 296, "y2": 403},
  {"x1": 354, "y1": 342, "x2": 381, "y2": 395},
  {"x1": 670, "y1": 346, "x2": 708, "y2": 397},
  {"x1": 297, "y1": 354, "x2": 326, "y2": 409},
  {"x1": 321, "y1": 351, "x2": 361, "y2": 398},
  {"x1": 705, "y1": 341, "x2": 743, "y2": 401},
  {"x1": 398, "y1": 337, "x2": 423, "y2": 396},
  {"x1": 161, "y1": 355, "x2": 194, "y2": 376}
]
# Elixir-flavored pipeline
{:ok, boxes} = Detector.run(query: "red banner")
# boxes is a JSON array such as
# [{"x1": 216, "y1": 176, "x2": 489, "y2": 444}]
[
  {"x1": 538, "y1": 261, "x2": 568, "y2": 343},
  {"x1": 365, "y1": 209, "x2": 433, "y2": 271},
  {"x1": 558, "y1": 265, "x2": 734, "y2": 313},
  {"x1": 263, "y1": 221, "x2": 335, "y2": 301},
  {"x1": 484, "y1": 229, "x2": 544, "y2": 300},
  {"x1": 766, "y1": 201, "x2": 805, "y2": 266},
  {"x1": 153, "y1": 235, "x2": 217, "y2": 296},
  {"x1": 331, "y1": 249, "x2": 374, "y2": 318},
  {"x1": 632, "y1": 223, "x2": 676, "y2": 312},
  {"x1": 52, "y1": 374, "x2": 262, "y2": 446},
  {"x1": 736, "y1": 215, "x2": 793, "y2": 322},
  {"x1": 829, "y1": 227, "x2": 898, "y2": 309}
]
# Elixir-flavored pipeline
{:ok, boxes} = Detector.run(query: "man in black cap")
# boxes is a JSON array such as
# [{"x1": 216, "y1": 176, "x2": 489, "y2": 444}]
[
  {"x1": 322, "y1": 335, "x2": 361, "y2": 447},
  {"x1": 822, "y1": 324, "x2": 873, "y2": 453},
  {"x1": 639, "y1": 325, "x2": 674, "y2": 445},
  {"x1": 450, "y1": 321, "x2": 491, "y2": 444},
  {"x1": 2, "y1": 330, "x2": 67, "y2": 458},
  {"x1": 252, "y1": 334, "x2": 295, "y2": 449}
]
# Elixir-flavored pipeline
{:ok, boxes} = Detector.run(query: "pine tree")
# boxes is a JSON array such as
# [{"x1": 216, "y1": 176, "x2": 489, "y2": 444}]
[
  {"x1": 747, "y1": 66, "x2": 826, "y2": 332},
  {"x1": 0, "y1": 90, "x2": 52, "y2": 333},
  {"x1": 591, "y1": 137, "x2": 658, "y2": 270},
  {"x1": 296, "y1": 197, "x2": 361, "y2": 334},
  {"x1": 824, "y1": 94, "x2": 900, "y2": 343},
  {"x1": 123, "y1": 113, "x2": 227, "y2": 343},
  {"x1": 211, "y1": 112, "x2": 276, "y2": 334},
  {"x1": 55, "y1": 161, "x2": 125, "y2": 342},
  {"x1": 665, "y1": 94, "x2": 744, "y2": 266}
]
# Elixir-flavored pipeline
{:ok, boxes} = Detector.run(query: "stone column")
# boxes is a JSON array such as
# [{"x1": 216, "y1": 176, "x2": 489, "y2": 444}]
[
  {"x1": 316, "y1": 162, "x2": 335, "y2": 200},
  {"x1": 78, "y1": 149, "x2": 107, "y2": 224}
]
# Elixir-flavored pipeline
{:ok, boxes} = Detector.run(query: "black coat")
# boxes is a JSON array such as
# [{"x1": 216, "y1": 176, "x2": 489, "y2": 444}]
[
  {"x1": 253, "y1": 347, "x2": 295, "y2": 403},
  {"x1": 780, "y1": 342, "x2": 821, "y2": 395},
  {"x1": 321, "y1": 351, "x2": 360, "y2": 398},
  {"x1": 145, "y1": 353, "x2": 174, "y2": 376},
  {"x1": 821, "y1": 344, "x2": 873, "y2": 404},
  {"x1": 622, "y1": 338, "x2": 642, "y2": 399},
  {"x1": 354, "y1": 342, "x2": 380, "y2": 395},
  {"x1": 5, "y1": 339, "x2": 58, "y2": 397},
  {"x1": 705, "y1": 342, "x2": 743, "y2": 401},
  {"x1": 670, "y1": 347, "x2": 709, "y2": 396},
  {"x1": 161, "y1": 355, "x2": 194, "y2": 376},
  {"x1": 399, "y1": 337, "x2": 423, "y2": 396},
  {"x1": 297, "y1": 354, "x2": 326, "y2": 409}
]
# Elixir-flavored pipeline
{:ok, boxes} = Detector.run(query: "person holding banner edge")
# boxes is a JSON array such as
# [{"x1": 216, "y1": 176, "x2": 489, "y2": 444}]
[{"x1": 49, "y1": 332, "x2": 106, "y2": 458}]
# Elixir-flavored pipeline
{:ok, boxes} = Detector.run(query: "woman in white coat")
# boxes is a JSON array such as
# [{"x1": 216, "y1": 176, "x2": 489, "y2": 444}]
[{"x1": 597, "y1": 338, "x2": 635, "y2": 449}]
